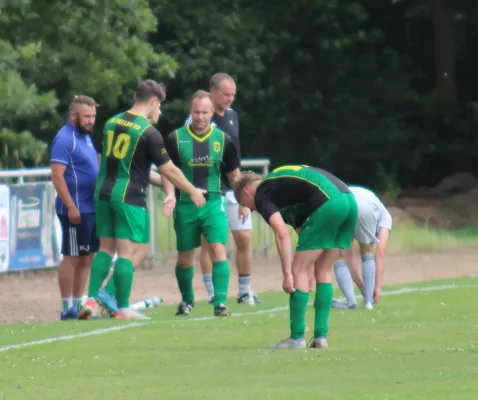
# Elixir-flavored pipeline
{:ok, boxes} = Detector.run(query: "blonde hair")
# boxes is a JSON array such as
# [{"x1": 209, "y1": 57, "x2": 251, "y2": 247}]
[{"x1": 233, "y1": 171, "x2": 262, "y2": 203}]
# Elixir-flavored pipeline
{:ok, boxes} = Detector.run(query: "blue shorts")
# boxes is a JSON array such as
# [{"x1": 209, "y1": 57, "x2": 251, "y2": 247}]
[{"x1": 58, "y1": 213, "x2": 99, "y2": 256}]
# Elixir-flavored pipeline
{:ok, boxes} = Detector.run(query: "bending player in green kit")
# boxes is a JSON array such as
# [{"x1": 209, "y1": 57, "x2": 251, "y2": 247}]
[
  {"x1": 234, "y1": 165, "x2": 358, "y2": 348},
  {"x1": 162, "y1": 90, "x2": 244, "y2": 317}
]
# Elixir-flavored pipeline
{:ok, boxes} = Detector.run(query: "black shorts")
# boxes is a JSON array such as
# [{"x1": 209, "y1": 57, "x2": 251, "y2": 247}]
[{"x1": 57, "y1": 213, "x2": 99, "y2": 256}]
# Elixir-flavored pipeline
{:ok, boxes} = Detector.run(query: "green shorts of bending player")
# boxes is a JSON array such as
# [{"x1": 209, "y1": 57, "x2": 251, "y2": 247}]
[
  {"x1": 174, "y1": 197, "x2": 229, "y2": 252},
  {"x1": 95, "y1": 200, "x2": 150, "y2": 244},
  {"x1": 296, "y1": 192, "x2": 358, "y2": 252}
]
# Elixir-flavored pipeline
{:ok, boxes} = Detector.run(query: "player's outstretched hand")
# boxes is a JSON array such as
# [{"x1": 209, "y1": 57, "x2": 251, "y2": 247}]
[
  {"x1": 190, "y1": 188, "x2": 207, "y2": 207},
  {"x1": 163, "y1": 194, "x2": 176, "y2": 217},
  {"x1": 238, "y1": 206, "x2": 250, "y2": 223},
  {"x1": 282, "y1": 273, "x2": 295, "y2": 294}
]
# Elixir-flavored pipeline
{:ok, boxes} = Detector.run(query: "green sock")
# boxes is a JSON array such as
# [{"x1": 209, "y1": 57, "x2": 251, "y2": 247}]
[
  {"x1": 175, "y1": 266, "x2": 194, "y2": 304},
  {"x1": 113, "y1": 258, "x2": 134, "y2": 308},
  {"x1": 87, "y1": 251, "x2": 113, "y2": 298},
  {"x1": 212, "y1": 260, "x2": 230, "y2": 306},
  {"x1": 314, "y1": 282, "x2": 334, "y2": 338},
  {"x1": 289, "y1": 289, "x2": 309, "y2": 339},
  {"x1": 104, "y1": 274, "x2": 116, "y2": 295}
]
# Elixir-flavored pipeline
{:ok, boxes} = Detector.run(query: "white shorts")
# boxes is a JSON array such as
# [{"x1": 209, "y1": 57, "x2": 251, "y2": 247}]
[
  {"x1": 351, "y1": 188, "x2": 393, "y2": 245},
  {"x1": 224, "y1": 191, "x2": 252, "y2": 231}
]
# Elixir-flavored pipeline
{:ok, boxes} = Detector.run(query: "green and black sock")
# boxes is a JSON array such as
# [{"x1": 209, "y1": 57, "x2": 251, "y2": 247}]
[
  {"x1": 289, "y1": 289, "x2": 309, "y2": 339},
  {"x1": 113, "y1": 258, "x2": 134, "y2": 308},
  {"x1": 212, "y1": 260, "x2": 230, "y2": 306},
  {"x1": 314, "y1": 282, "x2": 333, "y2": 338},
  {"x1": 87, "y1": 251, "x2": 113, "y2": 298},
  {"x1": 175, "y1": 265, "x2": 195, "y2": 304}
]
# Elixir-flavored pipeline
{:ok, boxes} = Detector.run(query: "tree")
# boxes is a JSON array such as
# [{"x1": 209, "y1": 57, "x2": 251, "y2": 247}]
[{"x1": 0, "y1": 0, "x2": 178, "y2": 166}]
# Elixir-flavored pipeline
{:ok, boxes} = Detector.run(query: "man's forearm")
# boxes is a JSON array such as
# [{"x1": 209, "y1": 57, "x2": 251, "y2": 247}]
[
  {"x1": 149, "y1": 170, "x2": 162, "y2": 187},
  {"x1": 162, "y1": 174, "x2": 175, "y2": 196},
  {"x1": 275, "y1": 233, "x2": 292, "y2": 277},
  {"x1": 160, "y1": 164, "x2": 196, "y2": 195},
  {"x1": 375, "y1": 253, "x2": 385, "y2": 288},
  {"x1": 52, "y1": 175, "x2": 75, "y2": 209}
]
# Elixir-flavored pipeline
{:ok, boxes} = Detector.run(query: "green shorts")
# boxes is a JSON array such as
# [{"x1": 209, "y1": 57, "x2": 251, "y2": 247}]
[
  {"x1": 173, "y1": 197, "x2": 228, "y2": 252},
  {"x1": 95, "y1": 200, "x2": 150, "y2": 244},
  {"x1": 296, "y1": 192, "x2": 358, "y2": 252}
]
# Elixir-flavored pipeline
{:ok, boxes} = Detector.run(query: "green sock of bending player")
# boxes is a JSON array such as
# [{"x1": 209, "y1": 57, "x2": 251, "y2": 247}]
[
  {"x1": 175, "y1": 265, "x2": 194, "y2": 304},
  {"x1": 87, "y1": 251, "x2": 113, "y2": 298},
  {"x1": 212, "y1": 260, "x2": 230, "y2": 306},
  {"x1": 290, "y1": 289, "x2": 309, "y2": 339},
  {"x1": 314, "y1": 282, "x2": 333, "y2": 338},
  {"x1": 114, "y1": 258, "x2": 134, "y2": 308},
  {"x1": 104, "y1": 274, "x2": 117, "y2": 296}
]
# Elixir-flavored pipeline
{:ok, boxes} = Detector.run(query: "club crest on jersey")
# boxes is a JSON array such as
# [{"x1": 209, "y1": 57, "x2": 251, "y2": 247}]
[{"x1": 213, "y1": 141, "x2": 221, "y2": 152}]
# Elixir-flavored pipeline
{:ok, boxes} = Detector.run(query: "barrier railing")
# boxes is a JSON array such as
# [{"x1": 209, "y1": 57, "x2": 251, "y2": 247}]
[{"x1": 0, "y1": 158, "x2": 272, "y2": 273}]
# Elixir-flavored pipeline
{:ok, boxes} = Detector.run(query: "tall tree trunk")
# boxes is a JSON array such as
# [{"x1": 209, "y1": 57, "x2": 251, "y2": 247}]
[{"x1": 432, "y1": 0, "x2": 456, "y2": 118}]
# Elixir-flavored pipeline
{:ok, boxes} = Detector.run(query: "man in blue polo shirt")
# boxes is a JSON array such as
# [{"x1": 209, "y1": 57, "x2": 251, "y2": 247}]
[{"x1": 50, "y1": 95, "x2": 100, "y2": 320}]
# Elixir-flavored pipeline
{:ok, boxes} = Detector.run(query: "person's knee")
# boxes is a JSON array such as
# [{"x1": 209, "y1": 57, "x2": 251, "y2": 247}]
[
  {"x1": 209, "y1": 243, "x2": 227, "y2": 262},
  {"x1": 77, "y1": 255, "x2": 92, "y2": 269},
  {"x1": 60, "y1": 255, "x2": 80, "y2": 268},
  {"x1": 232, "y1": 231, "x2": 251, "y2": 252},
  {"x1": 359, "y1": 243, "x2": 375, "y2": 256},
  {"x1": 177, "y1": 251, "x2": 194, "y2": 267},
  {"x1": 99, "y1": 237, "x2": 116, "y2": 255}
]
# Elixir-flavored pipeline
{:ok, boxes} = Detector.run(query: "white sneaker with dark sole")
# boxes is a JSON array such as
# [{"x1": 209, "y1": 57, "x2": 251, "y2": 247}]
[{"x1": 268, "y1": 337, "x2": 306, "y2": 349}]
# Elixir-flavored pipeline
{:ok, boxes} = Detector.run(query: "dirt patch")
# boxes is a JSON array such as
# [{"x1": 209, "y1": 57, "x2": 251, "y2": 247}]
[
  {"x1": 1, "y1": 249, "x2": 477, "y2": 324},
  {"x1": 386, "y1": 172, "x2": 478, "y2": 229}
]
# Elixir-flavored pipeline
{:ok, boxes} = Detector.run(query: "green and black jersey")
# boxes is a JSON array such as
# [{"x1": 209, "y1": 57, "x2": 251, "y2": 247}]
[
  {"x1": 165, "y1": 124, "x2": 239, "y2": 203},
  {"x1": 254, "y1": 165, "x2": 350, "y2": 228},
  {"x1": 96, "y1": 111, "x2": 170, "y2": 207}
]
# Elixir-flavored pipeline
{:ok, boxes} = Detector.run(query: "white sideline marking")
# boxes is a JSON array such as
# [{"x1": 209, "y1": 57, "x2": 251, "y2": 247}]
[
  {"x1": 0, "y1": 283, "x2": 475, "y2": 353},
  {"x1": 0, "y1": 323, "x2": 147, "y2": 353}
]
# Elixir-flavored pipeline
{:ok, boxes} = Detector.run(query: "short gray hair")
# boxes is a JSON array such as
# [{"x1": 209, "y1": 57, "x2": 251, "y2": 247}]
[{"x1": 209, "y1": 73, "x2": 235, "y2": 90}]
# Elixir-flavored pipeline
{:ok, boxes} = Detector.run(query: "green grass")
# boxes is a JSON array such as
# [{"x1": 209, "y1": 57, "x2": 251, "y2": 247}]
[
  {"x1": 150, "y1": 190, "x2": 478, "y2": 258},
  {"x1": 1, "y1": 277, "x2": 478, "y2": 399},
  {"x1": 387, "y1": 224, "x2": 478, "y2": 253}
]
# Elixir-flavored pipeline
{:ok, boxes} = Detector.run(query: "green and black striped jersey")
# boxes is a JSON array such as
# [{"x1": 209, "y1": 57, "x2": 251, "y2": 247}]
[
  {"x1": 165, "y1": 124, "x2": 239, "y2": 203},
  {"x1": 255, "y1": 165, "x2": 350, "y2": 227},
  {"x1": 96, "y1": 111, "x2": 170, "y2": 207}
]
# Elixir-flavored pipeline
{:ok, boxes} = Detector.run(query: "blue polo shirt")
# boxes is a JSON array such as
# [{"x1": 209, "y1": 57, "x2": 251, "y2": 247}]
[{"x1": 50, "y1": 122, "x2": 99, "y2": 215}]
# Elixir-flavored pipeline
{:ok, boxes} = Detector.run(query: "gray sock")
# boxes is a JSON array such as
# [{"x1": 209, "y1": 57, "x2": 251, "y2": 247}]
[
  {"x1": 203, "y1": 273, "x2": 214, "y2": 298},
  {"x1": 334, "y1": 261, "x2": 356, "y2": 306},
  {"x1": 361, "y1": 253, "x2": 376, "y2": 304}
]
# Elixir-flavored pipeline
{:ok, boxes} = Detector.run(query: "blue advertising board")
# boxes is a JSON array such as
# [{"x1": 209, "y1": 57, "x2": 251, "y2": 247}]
[{"x1": 8, "y1": 183, "x2": 61, "y2": 271}]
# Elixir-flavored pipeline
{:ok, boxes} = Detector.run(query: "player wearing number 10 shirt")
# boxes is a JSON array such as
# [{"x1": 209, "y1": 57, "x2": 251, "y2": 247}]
[{"x1": 80, "y1": 80, "x2": 206, "y2": 321}]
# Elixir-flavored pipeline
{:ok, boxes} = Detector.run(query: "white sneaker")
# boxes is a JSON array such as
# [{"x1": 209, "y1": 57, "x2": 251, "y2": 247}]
[
  {"x1": 364, "y1": 302, "x2": 374, "y2": 310},
  {"x1": 268, "y1": 337, "x2": 306, "y2": 349},
  {"x1": 309, "y1": 337, "x2": 328, "y2": 349}
]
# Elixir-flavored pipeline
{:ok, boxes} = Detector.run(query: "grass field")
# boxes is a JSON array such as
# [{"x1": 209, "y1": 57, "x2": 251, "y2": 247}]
[{"x1": 1, "y1": 277, "x2": 478, "y2": 399}]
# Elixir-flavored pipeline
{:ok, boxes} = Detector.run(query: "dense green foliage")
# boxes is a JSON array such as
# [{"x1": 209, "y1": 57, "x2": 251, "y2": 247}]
[{"x1": 1, "y1": 0, "x2": 477, "y2": 191}]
